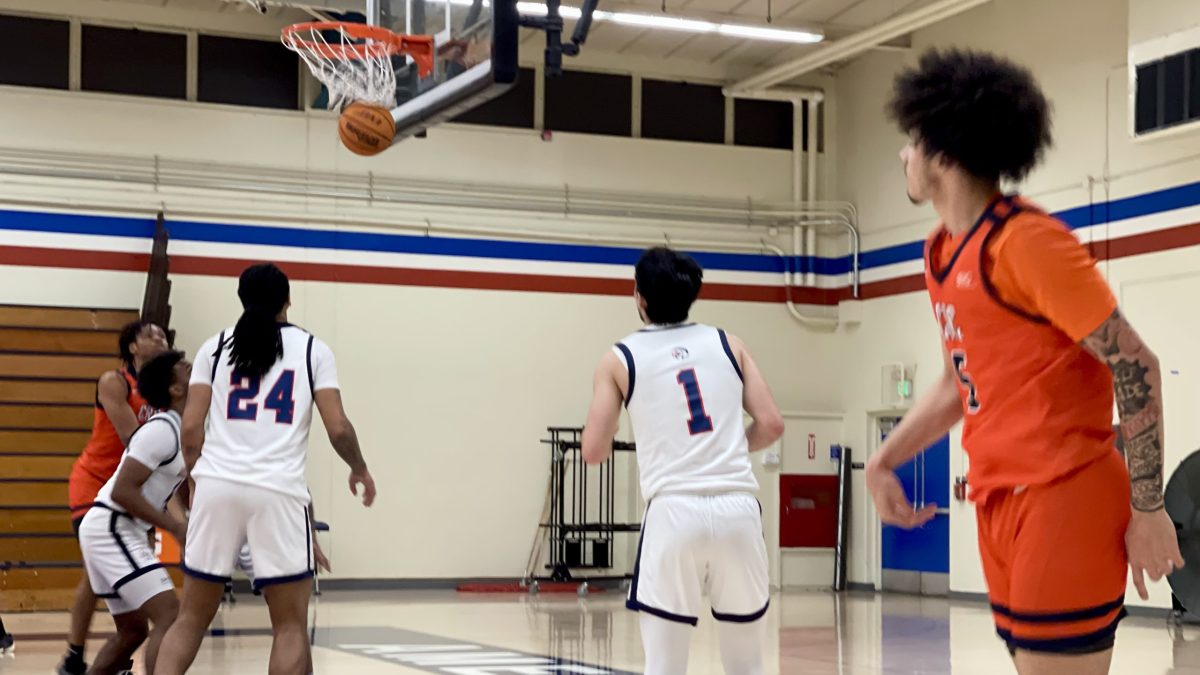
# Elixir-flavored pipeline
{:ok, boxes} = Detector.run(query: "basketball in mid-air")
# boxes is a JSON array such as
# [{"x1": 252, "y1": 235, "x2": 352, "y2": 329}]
[{"x1": 339, "y1": 102, "x2": 396, "y2": 156}]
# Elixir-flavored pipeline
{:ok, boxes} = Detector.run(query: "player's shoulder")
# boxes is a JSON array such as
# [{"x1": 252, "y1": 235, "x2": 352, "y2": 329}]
[
  {"x1": 1009, "y1": 198, "x2": 1070, "y2": 231},
  {"x1": 284, "y1": 326, "x2": 336, "y2": 362},
  {"x1": 718, "y1": 328, "x2": 744, "y2": 348},
  {"x1": 280, "y1": 322, "x2": 322, "y2": 344},
  {"x1": 134, "y1": 411, "x2": 181, "y2": 443},
  {"x1": 997, "y1": 201, "x2": 1079, "y2": 252},
  {"x1": 97, "y1": 368, "x2": 127, "y2": 386}
]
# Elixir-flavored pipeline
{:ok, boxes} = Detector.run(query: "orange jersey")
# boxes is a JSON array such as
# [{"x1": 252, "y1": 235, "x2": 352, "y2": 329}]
[
  {"x1": 69, "y1": 368, "x2": 157, "y2": 508},
  {"x1": 925, "y1": 196, "x2": 1118, "y2": 497}
]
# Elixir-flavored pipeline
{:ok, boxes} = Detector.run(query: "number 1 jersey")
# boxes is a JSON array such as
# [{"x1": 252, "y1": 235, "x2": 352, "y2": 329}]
[
  {"x1": 615, "y1": 323, "x2": 758, "y2": 501},
  {"x1": 190, "y1": 324, "x2": 339, "y2": 499}
]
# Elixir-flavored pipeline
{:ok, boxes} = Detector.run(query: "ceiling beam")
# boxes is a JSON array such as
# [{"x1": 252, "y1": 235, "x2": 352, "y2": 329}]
[{"x1": 726, "y1": 0, "x2": 993, "y2": 93}]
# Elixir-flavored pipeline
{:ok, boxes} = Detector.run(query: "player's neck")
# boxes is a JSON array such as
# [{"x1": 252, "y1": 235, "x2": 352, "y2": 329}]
[{"x1": 934, "y1": 179, "x2": 1000, "y2": 236}]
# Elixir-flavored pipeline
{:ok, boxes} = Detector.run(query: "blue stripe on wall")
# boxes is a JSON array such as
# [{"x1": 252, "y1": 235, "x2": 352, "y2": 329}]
[
  {"x1": 2, "y1": 178, "x2": 1199, "y2": 276},
  {"x1": 0, "y1": 210, "x2": 157, "y2": 239}
]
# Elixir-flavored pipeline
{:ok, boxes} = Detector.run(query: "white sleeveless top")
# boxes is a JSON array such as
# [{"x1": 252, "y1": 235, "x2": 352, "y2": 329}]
[
  {"x1": 93, "y1": 410, "x2": 186, "y2": 531},
  {"x1": 190, "y1": 324, "x2": 339, "y2": 499},
  {"x1": 614, "y1": 323, "x2": 758, "y2": 501}
]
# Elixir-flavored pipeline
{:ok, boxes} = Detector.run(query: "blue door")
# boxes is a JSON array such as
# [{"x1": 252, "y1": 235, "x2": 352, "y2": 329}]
[{"x1": 880, "y1": 417, "x2": 950, "y2": 593}]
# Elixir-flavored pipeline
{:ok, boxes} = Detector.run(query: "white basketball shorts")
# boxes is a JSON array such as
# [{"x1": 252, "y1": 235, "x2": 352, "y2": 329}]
[
  {"x1": 183, "y1": 477, "x2": 313, "y2": 591},
  {"x1": 78, "y1": 506, "x2": 175, "y2": 615},
  {"x1": 627, "y1": 492, "x2": 769, "y2": 625}
]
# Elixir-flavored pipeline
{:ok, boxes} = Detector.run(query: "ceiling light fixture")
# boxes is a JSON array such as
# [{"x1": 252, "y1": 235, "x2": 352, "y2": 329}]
[{"x1": 512, "y1": 1, "x2": 823, "y2": 44}]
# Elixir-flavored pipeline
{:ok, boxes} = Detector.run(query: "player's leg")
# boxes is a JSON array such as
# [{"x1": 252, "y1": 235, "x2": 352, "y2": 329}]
[
  {"x1": 154, "y1": 577, "x2": 225, "y2": 675},
  {"x1": 140, "y1": 589, "x2": 181, "y2": 674},
  {"x1": 716, "y1": 620, "x2": 766, "y2": 675},
  {"x1": 627, "y1": 496, "x2": 704, "y2": 675},
  {"x1": 707, "y1": 494, "x2": 769, "y2": 675},
  {"x1": 262, "y1": 579, "x2": 313, "y2": 675},
  {"x1": 87, "y1": 610, "x2": 148, "y2": 675},
  {"x1": 0, "y1": 614, "x2": 13, "y2": 653},
  {"x1": 975, "y1": 492, "x2": 1015, "y2": 656},
  {"x1": 60, "y1": 509, "x2": 97, "y2": 674},
  {"x1": 1005, "y1": 452, "x2": 1131, "y2": 675},
  {"x1": 638, "y1": 613, "x2": 693, "y2": 674},
  {"x1": 98, "y1": 561, "x2": 179, "y2": 675},
  {"x1": 61, "y1": 573, "x2": 97, "y2": 674},
  {"x1": 71, "y1": 509, "x2": 124, "y2": 675},
  {"x1": 156, "y1": 478, "x2": 246, "y2": 675},
  {"x1": 1013, "y1": 649, "x2": 1114, "y2": 675},
  {"x1": 245, "y1": 485, "x2": 316, "y2": 675}
]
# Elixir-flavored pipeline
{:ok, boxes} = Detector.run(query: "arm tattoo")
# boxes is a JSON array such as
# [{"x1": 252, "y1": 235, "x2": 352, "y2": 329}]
[{"x1": 1081, "y1": 309, "x2": 1165, "y2": 511}]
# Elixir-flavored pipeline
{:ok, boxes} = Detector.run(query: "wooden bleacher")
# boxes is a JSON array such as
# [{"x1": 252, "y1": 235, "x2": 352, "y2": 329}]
[
  {"x1": 1, "y1": 213, "x2": 174, "y2": 612},
  {"x1": 0, "y1": 305, "x2": 137, "y2": 612}
]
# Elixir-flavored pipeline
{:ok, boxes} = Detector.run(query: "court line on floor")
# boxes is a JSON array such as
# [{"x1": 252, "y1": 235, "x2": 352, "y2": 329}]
[{"x1": 11, "y1": 625, "x2": 638, "y2": 673}]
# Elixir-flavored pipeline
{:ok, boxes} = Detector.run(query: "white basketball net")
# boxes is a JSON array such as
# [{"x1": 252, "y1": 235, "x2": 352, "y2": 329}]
[{"x1": 282, "y1": 24, "x2": 398, "y2": 110}]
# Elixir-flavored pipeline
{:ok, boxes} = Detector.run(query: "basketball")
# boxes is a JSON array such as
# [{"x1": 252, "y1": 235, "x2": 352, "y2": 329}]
[{"x1": 338, "y1": 102, "x2": 396, "y2": 156}]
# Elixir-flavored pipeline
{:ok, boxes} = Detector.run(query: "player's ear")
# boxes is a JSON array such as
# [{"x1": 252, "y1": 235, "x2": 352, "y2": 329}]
[{"x1": 170, "y1": 367, "x2": 187, "y2": 400}]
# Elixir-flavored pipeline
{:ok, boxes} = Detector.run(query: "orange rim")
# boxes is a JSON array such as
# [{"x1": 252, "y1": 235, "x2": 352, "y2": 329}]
[{"x1": 282, "y1": 22, "x2": 435, "y2": 78}]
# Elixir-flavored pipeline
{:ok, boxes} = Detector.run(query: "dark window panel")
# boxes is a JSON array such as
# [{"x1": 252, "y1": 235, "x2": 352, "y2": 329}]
[
  {"x1": 1189, "y1": 49, "x2": 1200, "y2": 122},
  {"x1": 1135, "y1": 61, "x2": 1160, "y2": 134},
  {"x1": 198, "y1": 35, "x2": 300, "y2": 110},
  {"x1": 453, "y1": 67, "x2": 535, "y2": 128},
  {"x1": 545, "y1": 69, "x2": 632, "y2": 137},
  {"x1": 817, "y1": 101, "x2": 825, "y2": 153},
  {"x1": 0, "y1": 14, "x2": 69, "y2": 90},
  {"x1": 641, "y1": 79, "x2": 724, "y2": 144},
  {"x1": 734, "y1": 98, "x2": 792, "y2": 150},
  {"x1": 82, "y1": 25, "x2": 186, "y2": 99},
  {"x1": 1164, "y1": 53, "x2": 1186, "y2": 127}
]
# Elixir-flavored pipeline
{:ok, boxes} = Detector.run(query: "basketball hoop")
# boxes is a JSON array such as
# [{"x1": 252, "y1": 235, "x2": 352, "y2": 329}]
[{"x1": 282, "y1": 22, "x2": 435, "y2": 110}]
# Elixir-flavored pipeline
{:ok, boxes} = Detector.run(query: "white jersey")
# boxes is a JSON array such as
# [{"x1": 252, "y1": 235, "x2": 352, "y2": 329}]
[
  {"x1": 92, "y1": 410, "x2": 186, "y2": 532},
  {"x1": 615, "y1": 322, "x2": 758, "y2": 500},
  {"x1": 190, "y1": 324, "x2": 338, "y2": 499}
]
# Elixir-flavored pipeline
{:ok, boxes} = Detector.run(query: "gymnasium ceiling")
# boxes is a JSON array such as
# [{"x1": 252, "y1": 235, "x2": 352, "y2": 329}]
[{"x1": 92, "y1": 0, "x2": 941, "y2": 75}]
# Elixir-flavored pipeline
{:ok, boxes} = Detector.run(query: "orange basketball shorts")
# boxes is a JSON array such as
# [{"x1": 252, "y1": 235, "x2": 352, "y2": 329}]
[{"x1": 976, "y1": 449, "x2": 1131, "y2": 654}]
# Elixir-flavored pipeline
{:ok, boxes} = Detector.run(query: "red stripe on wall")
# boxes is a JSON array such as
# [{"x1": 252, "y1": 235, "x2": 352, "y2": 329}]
[
  {"x1": 155, "y1": 252, "x2": 825, "y2": 305},
  {"x1": 171, "y1": 255, "x2": 637, "y2": 297},
  {"x1": 0, "y1": 245, "x2": 838, "y2": 305},
  {"x1": 0, "y1": 245, "x2": 149, "y2": 272},
  {"x1": 851, "y1": 274, "x2": 926, "y2": 301},
  {"x1": 1094, "y1": 221, "x2": 1200, "y2": 260}
]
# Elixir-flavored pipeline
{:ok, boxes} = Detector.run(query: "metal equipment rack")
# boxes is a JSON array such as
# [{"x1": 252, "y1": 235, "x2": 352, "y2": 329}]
[{"x1": 526, "y1": 427, "x2": 640, "y2": 593}]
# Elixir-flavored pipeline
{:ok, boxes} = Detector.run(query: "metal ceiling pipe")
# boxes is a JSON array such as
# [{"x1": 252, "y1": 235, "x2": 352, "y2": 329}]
[{"x1": 725, "y1": 0, "x2": 993, "y2": 94}]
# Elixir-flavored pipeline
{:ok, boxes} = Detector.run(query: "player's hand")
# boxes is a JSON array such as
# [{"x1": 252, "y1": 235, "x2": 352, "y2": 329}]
[
  {"x1": 866, "y1": 457, "x2": 937, "y2": 529},
  {"x1": 1126, "y1": 507, "x2": 1184, "y2": 601},
  {"x1": 313, "y1": 539, "x2": 332, "y2": 573},
  {"x1": 349, "y1": 467, "x2": 376, "y2": 507}
]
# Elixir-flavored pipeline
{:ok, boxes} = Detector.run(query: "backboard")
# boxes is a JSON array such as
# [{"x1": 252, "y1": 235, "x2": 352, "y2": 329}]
[
  {"x1": 388, "y1": 0, "x2": 519, "y2": 140},
  {"x1": 288, "y1": 0, "x2": 518, "y2": 142}
]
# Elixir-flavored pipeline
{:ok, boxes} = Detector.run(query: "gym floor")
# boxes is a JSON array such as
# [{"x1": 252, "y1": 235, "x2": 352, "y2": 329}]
[{"x1": 0, "y1": 590, "x2": 1196, "y2": 674}]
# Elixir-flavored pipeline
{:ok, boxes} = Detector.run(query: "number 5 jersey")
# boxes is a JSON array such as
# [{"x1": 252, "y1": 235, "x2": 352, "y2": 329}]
[{"x1": 924, "y1": 195, "x2": 1117, "y2": 500}]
